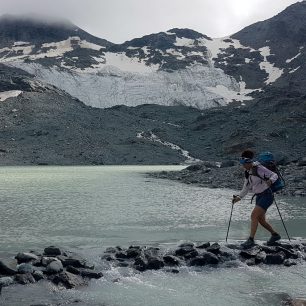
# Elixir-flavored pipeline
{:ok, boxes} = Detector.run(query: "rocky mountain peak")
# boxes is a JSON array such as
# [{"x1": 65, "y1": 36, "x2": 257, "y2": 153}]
[{"x1": 0, "y1": 14, "x2": 112, "y2": 48}]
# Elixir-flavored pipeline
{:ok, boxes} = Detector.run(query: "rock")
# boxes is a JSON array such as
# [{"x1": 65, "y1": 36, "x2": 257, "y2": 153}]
[
  {"x1": 175, "y1": 245, "x2": 195, "y2": 256},
  {"x1": 163, "y1": 255, "x2": 180, "y2": 266},
  {"x1": 66, "y1": 265, "x2": 81, "y2": 275},
  {"x1": 186, "y1": 164, "x2": 203, "y2": 171},
  {"x1": 240, "y1": 247, "x2": 261, "y2": 259},
  {"x1": 0, "y1": 259, "x2": 17, "y2": 275},
  {"x1": 0, "y1": 277, "x2": 14, "y2": 287},
  {"x1": 80, "y1": 269, "x2": 103, "y2": 279},
  {"x1": 255, "y1": 251, "x2": 267, "y2": 264},
  {"x1": 196, "y1": 242, "x2": 210, "y2": 249},
  {"x1": 246, "y1": 258, "x2": 256, "y2": 266},
  {"x1": 126, "y1": 247, "x2": 142, "y2": 259},
  {"x1": 206, "y1": 243, "x2": 221, "y2": 255},
  {"x1": 44, "y1": 246, "x2": 61, "y2": 256},
  {"x1": 133, "y1": 256, "x2": 147, "y2": 271},
  {"x1": 15, "y1": 252, "x2": 39, "y2": 264},
  {"x1": 52, "y1": 271, "x2": 86, "y2": 289},
  {"x1": 104, "y1": 247, "x2": 118, "y2": 253},
  {"x1": 17, "y1": 263, "x2": 34, "y2": 274},
  {"x1": 32, "y1": 270, "x2": 45, "y2": 281},
  {"x1": 190, "y1": 252, "x2": 219, "y2": 266},
  {"x1": 284, "y1": 259, "x2": 297, "y2": 267},
  {"x1": 15, "y1": 273, "x2": 36, "y2": 285},
  {"x1": 146, "y1": 257, "x2": 164, "y2": 270},
  {"x1": 58, "y1": 256, "x2": 88, "y2": 268},
  {"x1": 41, "y1": 257, "x2": 58, "y2": 267},
  {"x1": 264, "y1": 252, "x2": 286, "y2": 265},
  {"x1": 46, "y1": 260, "x2": 64, "y2": 274}
]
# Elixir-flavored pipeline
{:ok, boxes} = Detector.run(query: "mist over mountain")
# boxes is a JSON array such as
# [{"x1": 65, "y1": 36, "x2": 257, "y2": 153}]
[{"x1": 0, "y1": 2, "x2": 305, "y2": 165}]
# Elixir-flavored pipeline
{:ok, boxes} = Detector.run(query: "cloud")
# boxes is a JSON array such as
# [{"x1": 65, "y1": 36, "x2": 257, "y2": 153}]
[{"x1": 0, "y1": 0, "x2": 301, "y2": 43}]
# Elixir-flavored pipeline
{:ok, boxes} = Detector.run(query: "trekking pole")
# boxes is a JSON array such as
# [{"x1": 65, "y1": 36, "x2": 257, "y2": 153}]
[
  {"x1": 274, "y1": 197, "x2": 291, "y2": 241},
  {"x1": 226, "y1": 202, "x2": 234, "y2": 242}
]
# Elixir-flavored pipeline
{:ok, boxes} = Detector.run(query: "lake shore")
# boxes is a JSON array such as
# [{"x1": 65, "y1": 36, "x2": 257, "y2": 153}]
[{"x1": 149, "y1": 160, "x2": 306, "y2": 197}]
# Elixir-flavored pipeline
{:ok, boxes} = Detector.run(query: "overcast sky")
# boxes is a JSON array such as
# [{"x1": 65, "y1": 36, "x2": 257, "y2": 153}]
[{"x1": 0, "y1": 0, "x2": 301, "y2": 43}]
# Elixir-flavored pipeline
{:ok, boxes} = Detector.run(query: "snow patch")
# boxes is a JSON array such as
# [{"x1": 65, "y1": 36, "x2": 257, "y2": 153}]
[
  {"x1": 13, "y1": 42, "x2": 30, "y2": 46},
  {"x1": 174, "y1": 37, "x2": 195, "y2": 47},
  {"x1": 289, "y1": 66, "x2": 300, "y2": 74},
  {"x1": 286, "y1": 52, "x2": 302, "y2": 63},
  {"x1": 137, "y1": 132, "x2": 201, "y2": 163},
  {"x1": 0, "y1": 90, "x2": 22, "y2": 102},
  {"x1": 258, "y1": 46, "x2": 284, "y2": 85}
]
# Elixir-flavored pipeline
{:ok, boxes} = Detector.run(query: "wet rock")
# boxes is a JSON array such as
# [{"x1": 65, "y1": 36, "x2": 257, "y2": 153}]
[
  {"x1": 104, "y1": 247, "x2": 118, "y2": 253},
  {"x1": 17, "y1": 263, "x2": 34, "y2": 274},
  {"x1": 58, "y1": 255, "x2": 89, "y2": 268},
  {"x1": 255, "y1": 251, "x2": 267, "y2": 264},
  {"x1": 115, "y1": 252, "x2": 129, "y2": 259},
  {"x1": 133, "y1": 256, "x2": 147, "y2": 271},
  {"x1": 245, "y1": 258, "x2": 256, "y2": 266},
  {"x1": 0, "y1": 258, "x2": 17, "y2": 275},
  {"x1": 44, "y1": 246, "x2": 61, "y2": 256},
  {"x1": 264, "y1": 252, "x2": 286, "y2": 265},
  {"x1": 206, "y1": 243, "x2": 221, "y2": 255},
  {"x1": 240, "y1": 247, "x2": 261, "y2": 259},
  {"x1": 183, "y1": 249, "x2": 199, "y2": 259},
  {"x1": 80, "y1": 269, "x2": 103, "y2": 279},
  {"x1": 66, "y1": 265, "x2": 81, "y2": 275},
  {"x1": 126, "y1": 247, "x2": 142, "y2": 258},
  {"x1": 196, "y1": 242, "x2": 211, "y2": 249},
  {"x1": 284, "y1": 259, "x2": 298, "y2": 267},
  {"x1": 15, "y1": 273, "x2": 36, "y2": 284},
  {"x1": 32, "y1": 270, "x2": 45, "y2": 281},
  {"x1": 163, "y1": 255, "x2": 180, "y2": 266},
  {"x1": 15, "y1": 252, "x2": 39, "y2": 264},
  {"x1": 175, "y1": 245, "x2": 195, "y2": 256},
  {"x1": 0, "y1": 276, "x2": 14, "y2": 287},
  {"x1": 190, "y1": 252, "x2": 219, "y2": 266},
  {"x1": 52, "y1": 271, "x2": 86, "y2": 289},
  {"x1": 146, "y1": 257, "x2": 164, "y2": 270},
  {"x1": 46, "y1": 260, "x2": 64, "y2": 274},
  {"x1": 41, "y1": 256, "x2": 58, "y2": 267}
]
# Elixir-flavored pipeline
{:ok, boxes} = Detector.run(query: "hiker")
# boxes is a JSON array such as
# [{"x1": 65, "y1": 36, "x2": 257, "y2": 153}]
[{"x1": 232, "y1": 149, "x2": 281, "y2": 248}]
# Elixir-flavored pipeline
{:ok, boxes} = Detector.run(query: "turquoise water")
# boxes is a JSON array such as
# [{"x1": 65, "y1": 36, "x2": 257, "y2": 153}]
[{"x1": 0, "y1": 166, "x2": 305, "y2": 306}]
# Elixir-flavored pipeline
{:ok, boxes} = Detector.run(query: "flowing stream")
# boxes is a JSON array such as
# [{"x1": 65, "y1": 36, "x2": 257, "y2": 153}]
[{"x1": 0, "y1": 166, "x2": 305, "y2": 306}]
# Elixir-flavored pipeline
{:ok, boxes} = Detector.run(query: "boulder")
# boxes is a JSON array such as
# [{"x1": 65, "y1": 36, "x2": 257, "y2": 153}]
[
  {"x1": 52, "y1": 272, "x2": 86, "y2": 289},
  {"x1": 196, "y1": 242, "x2": 210, "y2": 249},
  {"x1": 240, "y1": 247, "x2": 261, "y2": 259},
  {"x1": 0, "y1": 259, "x2": 17, "y2": 275},
  {"x1": 133, "y1": 256, "x2": 147, "y2": 271},
  {"x1": 15, "y1": 252, "x2": 39, "y2": 264},
  {"x1": 206, "y1": 243, "x2": 221, "y2": 255},
  {"x1": 163, "y1": 255, "x2": 180, "y2": 266},
  {"x1": 190, "y1": 252, "x2": 219, "y2": 266},
  {"x1": 15, "y1": 273, "x2": 36, "y2": 285},
  {"x1": 175, "y1": 245, "x2": 195, "y2": 256},
  {"x1": 284, "y1": 259, "x2": 297, "y2": 267},
  {"x1": 264, "y1": 252, "x2": 286, "y2": 265},
  {"x1": 17, "y1": 263, "x2": 34, "y2": 274},
  {"x1": 46, "y1": 260, "x2": 64, "y2": 274},
  {"x1": 32, "y1": 270, "x2": 45, "y2": 281},
  {"x1": 58, "y1": 256, "x2": 88, "y2": 268},
  {"x1": 44, "y1": 246, "x2": 62, "y2": 256},
  {"x1": 80, "y1": 269, "x2": 103, "y2": 279},
  {"x1": 146, "y1": 257, "x2": 164, "y2": 270},
  {"x1": 0, "y1": 277, "x2": 14, "y2": 287}
]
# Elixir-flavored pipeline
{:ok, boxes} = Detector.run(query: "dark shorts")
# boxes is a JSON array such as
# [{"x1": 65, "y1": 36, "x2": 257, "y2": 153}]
[{"x1": 256, "y1": 189, "x2": 274, "y2": 211}]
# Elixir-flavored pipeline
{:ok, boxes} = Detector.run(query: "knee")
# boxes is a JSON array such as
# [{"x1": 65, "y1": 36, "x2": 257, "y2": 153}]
[{"x1": 251, "y1": 212, "x2": 258, "y2": 221}]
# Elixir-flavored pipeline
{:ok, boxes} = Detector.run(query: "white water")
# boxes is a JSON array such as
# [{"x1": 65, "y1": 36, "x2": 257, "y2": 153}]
[{"x1": 0, "y1": 166, "x2": 305, "y2": 306}]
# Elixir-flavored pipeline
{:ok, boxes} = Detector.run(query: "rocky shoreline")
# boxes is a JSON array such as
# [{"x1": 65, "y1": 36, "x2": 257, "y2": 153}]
[
  {"x1": 150, "y1": 159, "x2": 306, "y2": 197},
  {"x1": 1, "y1": 242, "x2": 306, "y2": 305}
]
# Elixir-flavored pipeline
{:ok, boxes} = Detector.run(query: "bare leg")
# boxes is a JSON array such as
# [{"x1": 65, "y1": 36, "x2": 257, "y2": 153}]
[
  {"x1": 250, "y1": 206, "x2": 266, "y2": 238},
  {"x1": 258, "y1": 214, "x2": 277, "y2": 234}
]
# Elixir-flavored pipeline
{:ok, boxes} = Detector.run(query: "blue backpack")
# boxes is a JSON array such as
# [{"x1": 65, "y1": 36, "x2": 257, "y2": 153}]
[{"x1": 253, "y1": 152, "x2": 285, "y2": 193}]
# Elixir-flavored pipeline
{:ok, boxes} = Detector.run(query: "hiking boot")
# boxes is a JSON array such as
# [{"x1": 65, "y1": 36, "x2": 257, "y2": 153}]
[
  {"x1": 241, "y1": 237, "x2": 255, "y2": 249},
  {"x1": 267, "y1": 233, "x2": 281, "y2": 245}
]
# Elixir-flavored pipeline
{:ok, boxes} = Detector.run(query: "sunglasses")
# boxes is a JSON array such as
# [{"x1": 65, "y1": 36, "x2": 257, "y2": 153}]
[{"x1": 239, "y1": 157, "x2": 253, "y2": 165}]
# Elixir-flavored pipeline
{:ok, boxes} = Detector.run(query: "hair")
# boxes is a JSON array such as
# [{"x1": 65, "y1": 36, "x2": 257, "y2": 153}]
[{"x1": 241, "y1": 149, "x2": 255, "y2": 159}]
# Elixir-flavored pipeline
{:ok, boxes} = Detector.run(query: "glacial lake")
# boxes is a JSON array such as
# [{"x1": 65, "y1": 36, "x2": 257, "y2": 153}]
[{"x1": 0, "y1": 165, "x2": 305, "y2": 306}]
